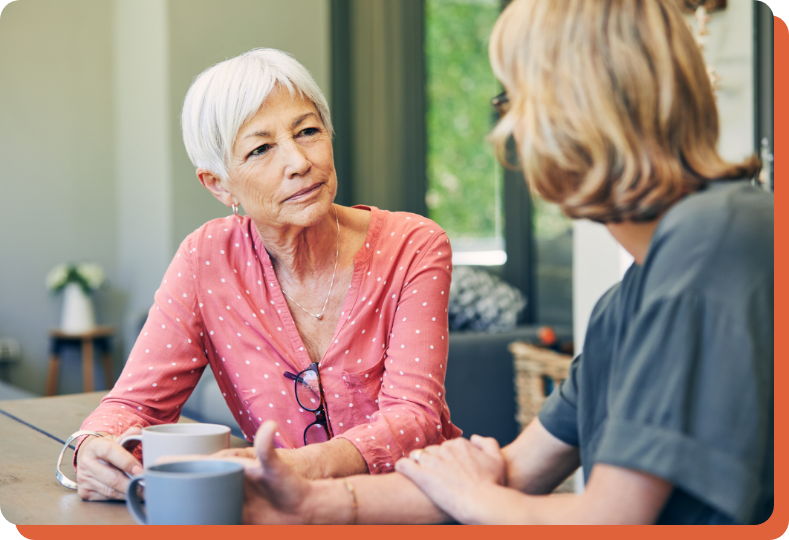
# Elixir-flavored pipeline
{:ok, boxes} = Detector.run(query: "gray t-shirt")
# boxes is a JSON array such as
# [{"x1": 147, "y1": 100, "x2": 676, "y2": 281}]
[{"x1": 539, "y1": 181, "x2": 773, "y2": 524}]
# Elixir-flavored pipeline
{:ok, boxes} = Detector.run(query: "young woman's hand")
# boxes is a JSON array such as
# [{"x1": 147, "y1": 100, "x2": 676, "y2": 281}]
[{"x1": 395, "y1": 434, "x2": 507, "y2": 523}]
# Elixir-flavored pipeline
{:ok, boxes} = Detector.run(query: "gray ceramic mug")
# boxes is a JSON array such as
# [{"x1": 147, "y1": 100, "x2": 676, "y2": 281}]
[{"x1": 126, "y1": 460, "x2": 244, "y2": 525}]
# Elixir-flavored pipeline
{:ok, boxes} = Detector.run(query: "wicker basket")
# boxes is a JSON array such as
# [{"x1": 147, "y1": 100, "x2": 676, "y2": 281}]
[{"x1": 510, "y1": 341, "x2": 576, "y2": 493}]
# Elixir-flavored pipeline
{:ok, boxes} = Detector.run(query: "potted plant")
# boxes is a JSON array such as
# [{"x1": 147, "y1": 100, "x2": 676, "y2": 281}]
[{"x1": 46, "y1": 263, "x2": 106, "y2": 334}]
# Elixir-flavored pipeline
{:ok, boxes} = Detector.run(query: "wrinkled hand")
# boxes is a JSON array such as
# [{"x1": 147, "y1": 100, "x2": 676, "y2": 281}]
[
  {"x1": 395, "y1": 434, "x2": 507, "y2": 524},
  {"x1": 75, "y1": 427, "x2": 144, "y2": 501},
  {"x1": 211, "y1": 446, "x2": 257, "y2": 460},
  {"x1": 240, "y1": 421, "x2": 316, "y2": 524},
  {"x1": 212, "y1": 446, "x2": 320, "y2": 479}
]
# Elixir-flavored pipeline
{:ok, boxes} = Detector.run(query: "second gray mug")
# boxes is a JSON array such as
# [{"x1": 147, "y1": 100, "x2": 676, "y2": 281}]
[{"x1": 126, "y1": 460, "x2": 244, "y2": 525}]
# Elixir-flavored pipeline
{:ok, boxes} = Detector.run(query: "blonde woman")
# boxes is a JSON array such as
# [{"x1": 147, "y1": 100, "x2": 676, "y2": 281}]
[{"x1": 222, "y1": 0, "x2": 773, "y2": 524}]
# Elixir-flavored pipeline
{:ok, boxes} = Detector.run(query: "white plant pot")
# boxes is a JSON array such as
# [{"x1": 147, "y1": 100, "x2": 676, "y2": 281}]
[{"x1": 61, "y1": 282, "x2": 96, "y2": 334}]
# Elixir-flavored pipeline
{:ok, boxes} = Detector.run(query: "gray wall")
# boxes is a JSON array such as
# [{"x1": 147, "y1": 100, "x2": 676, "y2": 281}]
[
  {"x1": 0, "y1": 0, "x2": 329, "y2": 395},
  {"x1": 0, "y1": 0, "x2": 119, "y2": 394}
]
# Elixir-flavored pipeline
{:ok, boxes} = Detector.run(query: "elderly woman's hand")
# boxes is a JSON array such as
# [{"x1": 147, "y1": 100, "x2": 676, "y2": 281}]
[
  {"x1": 212, "y1": 443, "x2": 351, "y2": 480},
  {"x1": 395, "y1": 435, "x2": 507, "y2": 524},
  {"x1": 75, "y1": 427, "x2": 144, "y2": 501},
  {"x1": 240, "y1": 421, "x2": 317, "y2": 524},
  {"x1": 212, "y1": 446, "x2": 257, "y2": 460},
  {"x1": 213, "y1": 446, "x2": 314, "y2": 477},
  {"x1": 171, "y1": 422, "x2": 320, "y2": 523}
]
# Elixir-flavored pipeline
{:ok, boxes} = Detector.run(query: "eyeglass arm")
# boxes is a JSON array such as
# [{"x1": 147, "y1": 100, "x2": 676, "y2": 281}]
[{"x1": 284, "y1": 371, "x2": 306, "y2": 384}]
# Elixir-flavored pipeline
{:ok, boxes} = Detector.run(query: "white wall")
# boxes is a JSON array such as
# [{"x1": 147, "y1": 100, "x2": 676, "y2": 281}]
[
  {"x1": 703, "y1": 0, "x2": 755, "y2": 163},
  {"x1": 572, "y1": 223, "x2": 626, "y2": 352}
]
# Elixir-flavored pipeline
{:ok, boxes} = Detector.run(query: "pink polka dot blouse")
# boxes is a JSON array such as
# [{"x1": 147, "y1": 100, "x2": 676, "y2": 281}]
[{"x1": 80, "y1": 206, "x2": 462, "y2": 472}]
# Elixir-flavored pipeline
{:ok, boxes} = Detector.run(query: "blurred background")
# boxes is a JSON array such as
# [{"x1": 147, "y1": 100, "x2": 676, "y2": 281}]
[{"x1": 0, "y1": 0, "x2": 774, "y2": 441}]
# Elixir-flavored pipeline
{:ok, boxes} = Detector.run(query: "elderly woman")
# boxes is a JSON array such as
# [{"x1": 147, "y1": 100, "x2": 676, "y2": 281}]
[
  {"x1": 231, "y1": 0, "x2": 772, "y2": 525},
  {"x1": 72, "y1": 48, "x2": 461, "y2": 501}
]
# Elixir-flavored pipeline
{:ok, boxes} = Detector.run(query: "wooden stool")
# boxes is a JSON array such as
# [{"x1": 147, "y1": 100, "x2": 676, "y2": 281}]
[{"x1": 45, "y1": 326, "x2": 115, "y2": 396}]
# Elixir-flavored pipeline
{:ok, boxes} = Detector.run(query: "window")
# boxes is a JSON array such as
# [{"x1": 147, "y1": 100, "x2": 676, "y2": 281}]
[
  {"x1": 424, "y1": 0, "x2": 573, "y2": 325},
  {"x1": 425, "y1": 0, "x2": 503, "y2": 267}
]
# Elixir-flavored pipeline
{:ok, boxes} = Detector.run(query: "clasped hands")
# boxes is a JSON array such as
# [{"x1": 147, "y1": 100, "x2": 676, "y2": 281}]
[
  {"x1": 396, "y1": 432, "x2": 508, "y2": 524},
  {"x1": 228, "y1": 420, "x2": 509, "y2": 524}
]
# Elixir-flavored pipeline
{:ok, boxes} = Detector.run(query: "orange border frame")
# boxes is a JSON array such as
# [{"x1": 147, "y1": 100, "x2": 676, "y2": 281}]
[{"x1": 10, "y1": 13, "x2": 789, "y2": 540}]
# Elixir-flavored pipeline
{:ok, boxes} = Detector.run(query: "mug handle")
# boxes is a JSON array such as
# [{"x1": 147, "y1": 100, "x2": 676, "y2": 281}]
[
  {"x1": 118, "y1": 434, "x2": 142, "y2": 451},
  {"x1": 118, "y1": 434, "x2": 143, "y2": 478},
  {"x1": 126, "y1": 475, "x2": 147, "y2": 525}
]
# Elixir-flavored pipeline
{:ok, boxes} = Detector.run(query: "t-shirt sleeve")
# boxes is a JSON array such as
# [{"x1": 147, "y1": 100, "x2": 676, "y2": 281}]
[
  {"x1": 538, "y1": 354, "x2": 582, "y2": 447},
  {"x1": 594, "y1": 293, "x2": 772, "y2": 524}
]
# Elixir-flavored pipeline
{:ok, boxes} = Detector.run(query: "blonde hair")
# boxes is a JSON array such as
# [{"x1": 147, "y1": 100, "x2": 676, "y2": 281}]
[{"x1": 488, "y1": 0, "x2": 759, "y2": 223}]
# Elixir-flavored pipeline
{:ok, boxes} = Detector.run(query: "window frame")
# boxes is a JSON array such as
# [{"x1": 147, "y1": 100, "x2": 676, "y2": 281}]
[{"x1": 754, "y1": 0, "x2": 774, "y2": 191}]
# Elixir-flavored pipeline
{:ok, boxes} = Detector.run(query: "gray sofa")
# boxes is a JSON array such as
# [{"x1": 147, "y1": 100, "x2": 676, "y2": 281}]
[{"x1": 182, "y1": 325, "x2": 572, "y2": 445}]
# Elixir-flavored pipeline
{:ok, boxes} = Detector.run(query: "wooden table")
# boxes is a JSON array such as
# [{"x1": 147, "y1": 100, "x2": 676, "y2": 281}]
[{"x1": 0, "y1": 392, "x2": 249, "y2": 525}]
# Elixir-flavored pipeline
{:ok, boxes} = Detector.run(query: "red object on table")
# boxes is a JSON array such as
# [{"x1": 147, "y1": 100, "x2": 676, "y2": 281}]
[{"x1": 537, "y1": 325, "x2": 558, "y2": 347}]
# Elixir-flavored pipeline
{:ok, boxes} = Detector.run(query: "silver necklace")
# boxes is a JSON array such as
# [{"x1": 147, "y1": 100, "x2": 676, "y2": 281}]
[{"x1": 279, "y1": 205, "x2": 339, "y2": 321}]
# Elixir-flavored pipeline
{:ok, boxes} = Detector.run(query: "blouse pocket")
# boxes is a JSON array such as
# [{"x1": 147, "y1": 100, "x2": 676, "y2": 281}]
[
  {"x1": 343, "y1": 354, "x2": 386, "y2": 425},
  {"x1": 343, "y1": 354, "x2": 386, "y2": 388}
]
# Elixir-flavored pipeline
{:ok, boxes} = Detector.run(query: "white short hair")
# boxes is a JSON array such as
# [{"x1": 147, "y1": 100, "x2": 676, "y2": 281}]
[{"x1": 181, "y1": 48, "x2": 333, "y2": 181}]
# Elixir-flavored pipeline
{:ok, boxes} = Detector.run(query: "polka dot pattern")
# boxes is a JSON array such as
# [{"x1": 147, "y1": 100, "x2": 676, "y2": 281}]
[{"x1": 80, "y1": 207, "x2": 461, "y2": 474}]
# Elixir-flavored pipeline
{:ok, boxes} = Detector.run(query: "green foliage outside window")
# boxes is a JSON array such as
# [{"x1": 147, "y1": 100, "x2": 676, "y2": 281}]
[{"x1": 425, "y1": 0, "x2": 501, "y2": 244}]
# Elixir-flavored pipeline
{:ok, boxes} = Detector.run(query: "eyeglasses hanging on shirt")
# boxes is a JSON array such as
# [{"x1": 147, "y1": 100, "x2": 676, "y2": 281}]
[{"x1": 284, "y1": 362, "x2": 334, "y2": 445}]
